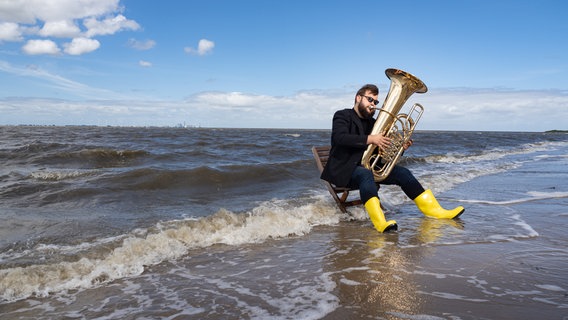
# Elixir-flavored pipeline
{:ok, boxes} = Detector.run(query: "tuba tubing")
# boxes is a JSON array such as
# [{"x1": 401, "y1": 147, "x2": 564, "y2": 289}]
[{"x1": 361, "y1": 68, "x2": 427, "y2": 182}]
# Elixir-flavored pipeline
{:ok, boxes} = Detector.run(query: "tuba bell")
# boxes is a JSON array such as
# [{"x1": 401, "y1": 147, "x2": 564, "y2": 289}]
[{"x1": 361, "y1": 68, "x2": 427, "y2": 182}]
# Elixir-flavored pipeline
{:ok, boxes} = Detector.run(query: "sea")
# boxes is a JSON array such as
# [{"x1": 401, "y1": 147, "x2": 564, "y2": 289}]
[{"x1": 0, "y1": 126, "x2": 567, "y2": 319}]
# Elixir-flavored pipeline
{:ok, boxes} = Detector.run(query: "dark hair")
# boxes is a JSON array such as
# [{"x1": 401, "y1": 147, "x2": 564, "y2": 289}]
[{"x1": 355, "y1": 84, "x2": 379, "y2": 103}]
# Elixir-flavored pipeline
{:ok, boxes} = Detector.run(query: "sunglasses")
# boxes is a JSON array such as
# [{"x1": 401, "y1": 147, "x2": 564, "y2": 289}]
[{"x1": 361, "y1": 95, "x2": 379, "y2": 106}]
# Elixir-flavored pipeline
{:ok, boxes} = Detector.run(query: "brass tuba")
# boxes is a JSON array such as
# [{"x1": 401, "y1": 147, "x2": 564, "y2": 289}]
[{"x1": 361, "y1": 68, "x2": 427, "y2": 182}]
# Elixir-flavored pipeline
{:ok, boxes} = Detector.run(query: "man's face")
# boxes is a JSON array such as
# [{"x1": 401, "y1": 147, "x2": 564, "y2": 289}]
[{"x1": 356, "y1": 91, "x2": 379, "y2": 119}]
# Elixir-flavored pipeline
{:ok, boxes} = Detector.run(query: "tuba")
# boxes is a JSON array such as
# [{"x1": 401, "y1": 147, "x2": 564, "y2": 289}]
[{"x1": 361, "y1": 68, "x2": 427, "y2": 182}]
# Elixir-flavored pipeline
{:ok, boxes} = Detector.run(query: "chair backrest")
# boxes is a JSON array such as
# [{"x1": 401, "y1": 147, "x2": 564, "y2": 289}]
[{"x1": 311, "y1": 146, "x2": 331, "y2": 174}]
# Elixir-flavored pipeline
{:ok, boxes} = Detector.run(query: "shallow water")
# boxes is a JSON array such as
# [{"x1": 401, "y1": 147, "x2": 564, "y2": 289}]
[{"x1": 1, "y1": 126, "x2": 567, "y2": 319}]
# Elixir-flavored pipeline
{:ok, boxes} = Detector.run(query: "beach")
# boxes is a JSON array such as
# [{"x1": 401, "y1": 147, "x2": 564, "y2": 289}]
[{"x1": 0, "y1": 126, "x2": 567, "y2": 319}]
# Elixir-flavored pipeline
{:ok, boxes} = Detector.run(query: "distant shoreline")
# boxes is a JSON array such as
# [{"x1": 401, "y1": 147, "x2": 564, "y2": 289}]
[
  {"x1": 545, "y1": 130, "x2": 568, "y2": 133},
  {"x1": 0, "y1": 124, "x2": 567, "y2": 133}
]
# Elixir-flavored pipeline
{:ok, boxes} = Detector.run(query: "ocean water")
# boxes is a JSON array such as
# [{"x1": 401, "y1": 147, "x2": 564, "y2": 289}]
[{"x1": 0, "y1": 126, "x2": 567, "y2": 319}]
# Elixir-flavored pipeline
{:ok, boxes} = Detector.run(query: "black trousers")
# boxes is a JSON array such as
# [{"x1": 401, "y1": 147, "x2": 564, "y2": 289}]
[{"x1": 347, "y1": 165, "x2": 425, "y2": 203}]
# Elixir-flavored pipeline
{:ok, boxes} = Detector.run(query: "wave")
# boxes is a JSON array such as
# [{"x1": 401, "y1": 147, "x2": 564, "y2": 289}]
[
  {"x1": 4, "y1": 136, "x2": 564, "y2": 208},
  {"x1": 423, "y1": 139, "x2": 568, "y2": 165},
  {"x1": 98, "y1": 159, "x2": 315, "y2": 190},
  {"x1": 0, "y1": 198, "x2": 342, "y2": 302},
  {"x1": 52, "y1": 148, "x2": 150, "y2": 169},
  {"x1": 3, "y1": 141, "x2": 150, "y2": 169},
  {"x1": 0, "y1": 187, "x2": 549, "y2": 302},
  {"x1": 11, "y1": 141, "x2": 67, "y2": 154},
  {"x1": 460, "y1": 191, "x2": 568, "y2": 205},
  {"x1": 29, "y1": 169, "x2": 98, "y2": 181},
  {"x1": 0, "y1": 159, "x2": 318, "y2": 207},
  {"x1": 394, "y1": 139, "x2": 568, "y2": 204},
  {"x1": 284, "y1": 133, "x2": 301, "y2": 138}
]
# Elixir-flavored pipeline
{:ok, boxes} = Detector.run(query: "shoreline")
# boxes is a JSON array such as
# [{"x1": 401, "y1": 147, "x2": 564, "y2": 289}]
[{"x1": 1, "y1": 124, "x2": 566, "y2": 133}]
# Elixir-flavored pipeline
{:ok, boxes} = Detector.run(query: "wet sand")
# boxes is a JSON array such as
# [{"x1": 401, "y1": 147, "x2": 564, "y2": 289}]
[{"x1": 322, "y1": 157, "x2": 568, "y2": 319}]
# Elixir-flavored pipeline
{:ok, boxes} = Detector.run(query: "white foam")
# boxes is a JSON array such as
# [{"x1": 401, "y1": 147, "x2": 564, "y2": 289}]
[
  {"x1": 429, "y1": 140, "x2": 568, "y2": 165},
  {"x1": 535, "y1": 284, "x2": 565, "y2": 292},
  {"x1": 284, "y1": 133, "x2": 301, "y2": 138},
  {"x1": 339, "y1": 278, "x2": 361, "y2": 286},
  {"x1": 417, "y1": 290, "x2": 489, "y2": 302},
  {"x1": 410, "y1": 139, "x2": 568, "y2": 200},
  {"x1": 0, "y1": 198, "x2": 343, "y2": 302},
  {"x1": 460, "y1": 191, "x2": 568, "y2": 206},
  {"x1": 511, "y1": 214, "x2": 540, "y2": 238},
  {"x1": 0, "y1": 234, "x2": 127, "y2": 264},
  {"x1": 30, "y1": 170, "x2": 96, "y2": 181}
]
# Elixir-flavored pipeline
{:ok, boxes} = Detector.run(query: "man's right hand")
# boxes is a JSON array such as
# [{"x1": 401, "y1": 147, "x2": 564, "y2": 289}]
[{"x1": 367, "y1": 134, "x2": 391, "y2": 150}]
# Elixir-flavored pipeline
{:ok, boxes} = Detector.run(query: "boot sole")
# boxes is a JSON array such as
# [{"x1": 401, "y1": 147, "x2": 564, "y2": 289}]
[
  {"x1": 453, "y1": 208, "x2": 465, "y2": 219},
  {"x1": 383, "y1": 223, "x2": 398, "y2": 233}
]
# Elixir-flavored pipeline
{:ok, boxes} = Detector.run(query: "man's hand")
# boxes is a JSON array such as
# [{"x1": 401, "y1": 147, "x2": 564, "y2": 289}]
[
  {"x1": 403, "y1": 139, "x2": 414, "y2": 150},
  {"x1": 367, "y1": 134, "x2": 391, "y2": 150}
]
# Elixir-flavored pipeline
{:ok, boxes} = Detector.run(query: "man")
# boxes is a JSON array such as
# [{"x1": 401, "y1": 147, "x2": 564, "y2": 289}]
[{"x1": 321, "y1": 84, "x2": 464, "y2": 233}]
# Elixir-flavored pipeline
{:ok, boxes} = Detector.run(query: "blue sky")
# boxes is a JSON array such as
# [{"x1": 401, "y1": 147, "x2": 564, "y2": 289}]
[{"x1": 1, "y1": 0, "x2": 567, "y2": 131}]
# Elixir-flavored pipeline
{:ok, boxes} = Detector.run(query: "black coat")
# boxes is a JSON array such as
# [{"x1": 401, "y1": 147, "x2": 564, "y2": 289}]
[{"x1": 320, "y1": 108, "x2": 375, "y2": 187}]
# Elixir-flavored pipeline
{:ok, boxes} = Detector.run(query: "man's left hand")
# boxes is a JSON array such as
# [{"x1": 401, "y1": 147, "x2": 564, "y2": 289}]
[{"x1": 403, "y1": 139, "x2": 413, "y2": 150}]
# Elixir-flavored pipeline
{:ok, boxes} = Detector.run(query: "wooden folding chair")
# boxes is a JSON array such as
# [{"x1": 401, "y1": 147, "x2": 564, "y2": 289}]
[{"x1": 311, "y1": 146, "x2": 363, "y2": 213}]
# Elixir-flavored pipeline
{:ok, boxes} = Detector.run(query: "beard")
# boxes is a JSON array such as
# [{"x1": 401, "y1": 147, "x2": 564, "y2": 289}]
[{"x1": 357, "y1": 103, "x2": 376, "y2": 119}]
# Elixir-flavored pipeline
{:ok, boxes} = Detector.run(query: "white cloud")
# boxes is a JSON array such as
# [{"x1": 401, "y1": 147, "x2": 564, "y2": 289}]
[
  {"x1": 127, "y1": 38, "x2": 156, "y2": 50},
  {"x1": 83, "y1": 14, "x2": 140, "y2": 37},
  {"x1": 38, "y1": 20, "x2": 81, "y2": 38},
  {"x1": 139, "y1": 60, "x2": 152, "y2": 67},
  {"x1": 0, "y1": 22, "x2": 24, "y2": 42},
  {"x1": 184, "y1": 39, "x2": 215, "y2": 56},
  {"x1": 22, "y1": 39, "x2": 60, "y2": 55},
  {"x1": 63, "y1": 37, "x2": 100, "y2": 55}
]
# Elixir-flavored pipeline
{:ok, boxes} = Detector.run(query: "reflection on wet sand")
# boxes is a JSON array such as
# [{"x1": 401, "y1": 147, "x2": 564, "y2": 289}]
[{"x1": 326, "y1": 217, "x2": 465, "y2": 318}]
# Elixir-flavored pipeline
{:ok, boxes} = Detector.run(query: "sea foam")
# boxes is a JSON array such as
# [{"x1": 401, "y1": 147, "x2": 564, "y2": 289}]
[{"x1": 0, "y1": 198, "x2": 342, "y2": 302}]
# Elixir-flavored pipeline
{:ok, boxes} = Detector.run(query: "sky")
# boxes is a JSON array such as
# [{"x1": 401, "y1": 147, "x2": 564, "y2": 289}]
[{"x1": 1, "y1": 0, "x2": 567, "y2": 131}]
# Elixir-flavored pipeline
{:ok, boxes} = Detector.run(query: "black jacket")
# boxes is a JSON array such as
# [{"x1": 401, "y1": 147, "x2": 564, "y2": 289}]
[{"x1": 320, "y1": 108, "x2": 375, "y2": 187}]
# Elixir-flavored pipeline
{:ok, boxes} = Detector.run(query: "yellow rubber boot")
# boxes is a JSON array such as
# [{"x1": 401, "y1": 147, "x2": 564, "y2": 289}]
[
  {"x1": 414, "y1": 189, "x2": 464, "y2": 219},
  {"x1": 364, "y1": 197, "x2": 398, "y2": 233}
]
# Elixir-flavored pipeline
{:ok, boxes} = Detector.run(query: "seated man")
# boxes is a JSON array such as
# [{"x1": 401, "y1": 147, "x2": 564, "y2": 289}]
[{"x1": 321, "y1": 84, "x2": 464, "y2": 233}]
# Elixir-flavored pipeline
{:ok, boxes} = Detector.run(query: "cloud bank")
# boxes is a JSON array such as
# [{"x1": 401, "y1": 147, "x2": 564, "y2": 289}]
[{"x1": 1, "y1": 86, "x2": 566, "y2": 131}]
